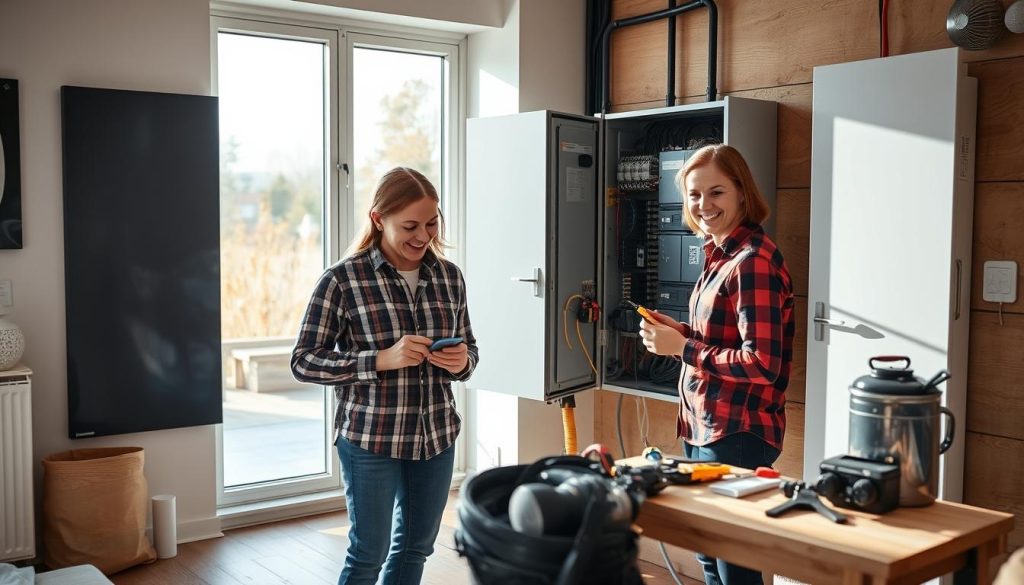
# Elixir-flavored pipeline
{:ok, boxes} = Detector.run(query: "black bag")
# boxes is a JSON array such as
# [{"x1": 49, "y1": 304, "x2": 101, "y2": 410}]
[{"x1": 455, "y1": 457, "x2": 643, "y2": 585}]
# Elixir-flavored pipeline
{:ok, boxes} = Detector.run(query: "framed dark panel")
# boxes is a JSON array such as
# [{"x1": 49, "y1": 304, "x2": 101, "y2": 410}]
[
  {"x1": 61, "y1": 85, "x2": 222, "y2": 438},
  {"x1": 0, "y1": 78, "x2": 22, "y2": 249}
]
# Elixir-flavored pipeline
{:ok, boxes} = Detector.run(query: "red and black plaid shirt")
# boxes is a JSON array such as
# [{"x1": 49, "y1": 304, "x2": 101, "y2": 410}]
[
  {"x1": 291, "y1": 246, "x2": 478, "y2": 460},
  {"x1": 677, "y1": 222, "x2": 794, "y2": 449}
]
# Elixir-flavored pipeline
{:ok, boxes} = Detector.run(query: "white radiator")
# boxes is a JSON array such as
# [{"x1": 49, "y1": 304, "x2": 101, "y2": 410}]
[{"x1": 0, "y1": 366, "x2": 34, "y2": 562}]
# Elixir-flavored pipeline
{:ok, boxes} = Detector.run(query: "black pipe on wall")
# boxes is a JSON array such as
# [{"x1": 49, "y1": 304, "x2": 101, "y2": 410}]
[
  {"x1": 667, "y1": 0, "x2": 677, "y2": 107},
  {"x1": 599, "y1": 0, "x2": 718, "y2": 114}
]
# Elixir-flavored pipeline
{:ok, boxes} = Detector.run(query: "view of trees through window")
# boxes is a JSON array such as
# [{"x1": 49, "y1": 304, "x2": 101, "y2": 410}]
[
  {"x1": 217, "y1": 31, "x2": 449, "y2": 491},
  {"x1": 353, "y1": 47, "x2": 443, "y2": 242},
  {"x1": 218, "y1": 33, "x2": 326, "y2": 340}
]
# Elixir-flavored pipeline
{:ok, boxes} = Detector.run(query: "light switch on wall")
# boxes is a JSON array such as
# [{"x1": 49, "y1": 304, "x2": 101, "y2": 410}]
[
  {"x1": 982, "y1": 261, "x2": 1017, "y2": 303},
  {"x1": 0, "y1": 279, "x2": 12, "y2": 308}
]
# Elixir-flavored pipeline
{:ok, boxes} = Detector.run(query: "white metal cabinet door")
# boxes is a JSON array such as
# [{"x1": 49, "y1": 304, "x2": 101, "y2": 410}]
[
  {"x1": 804, "y1": 48, "x2": 975, "y2": 503},
  {"x1": 465, "y1": 112, "x2": 549, "y2": 400}
]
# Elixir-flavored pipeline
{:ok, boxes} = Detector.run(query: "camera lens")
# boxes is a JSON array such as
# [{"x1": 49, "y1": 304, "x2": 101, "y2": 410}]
[
  {"x1": 851, "y1": 478, "x2": 878, "y2": 508},
  {"x1": 815, "y1": 472, "x2": 843, "y2": 500}
]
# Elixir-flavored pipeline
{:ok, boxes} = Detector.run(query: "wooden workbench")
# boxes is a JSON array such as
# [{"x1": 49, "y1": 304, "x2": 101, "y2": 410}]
[{"x1": 623, "y1": 459, "x2": 1014, "y2": 584}]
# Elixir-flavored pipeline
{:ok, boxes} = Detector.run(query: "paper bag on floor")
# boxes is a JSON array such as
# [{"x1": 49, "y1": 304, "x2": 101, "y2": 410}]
[{"x1": 42, "y1": 447, "x2": 157, "y2": 575}]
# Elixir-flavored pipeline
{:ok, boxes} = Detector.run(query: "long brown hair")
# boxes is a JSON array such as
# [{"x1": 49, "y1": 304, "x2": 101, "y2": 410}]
[
  {"x1": 346, "y1": 167, "x2": 447, "y2": 258},
  {"x1": 676, "y1": 144, "x2": 770, "y2": 235}
]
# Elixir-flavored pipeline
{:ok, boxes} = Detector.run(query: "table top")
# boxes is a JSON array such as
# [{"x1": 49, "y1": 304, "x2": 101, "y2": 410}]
[{"x1": 622, "y1": 457, "x2": 1015, "y2": 582}]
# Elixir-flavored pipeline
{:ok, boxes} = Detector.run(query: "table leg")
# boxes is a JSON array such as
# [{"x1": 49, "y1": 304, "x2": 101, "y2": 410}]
[{"x1": 954, "y1": 538, "x2": 1001, "y2": 585}]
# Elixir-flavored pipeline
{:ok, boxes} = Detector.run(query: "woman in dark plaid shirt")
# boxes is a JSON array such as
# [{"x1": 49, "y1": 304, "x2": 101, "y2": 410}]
[
  {"x1": 640, "y1": 145, "x2": 794, "y2": 585},
  {"x1": 291, "y1": 167, "x2": 478, "y2": 585}
]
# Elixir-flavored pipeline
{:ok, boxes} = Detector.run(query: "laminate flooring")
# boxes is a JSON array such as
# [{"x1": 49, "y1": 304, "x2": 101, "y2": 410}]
[{"x1": 108, "y1": 492, "x2": 697, "y2": 584}]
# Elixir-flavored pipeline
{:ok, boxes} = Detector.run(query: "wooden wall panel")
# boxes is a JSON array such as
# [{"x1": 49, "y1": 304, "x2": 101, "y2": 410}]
[
  {"x1": 775, "y1": 189, "x2": 809, "y2": 297},
  {"x1": 966, "y1": 312, "x2": 1024, "y2": 441},
  {"x1": 609, "y1": 0, "x2": 877, "y2": 106},
  {"x1": 969, "y1": 58, "x2": 1024, "y2": 182},
  {"x1": 971, "y1": 182, "x2": 1024, "y2": 313},
  {"x1": 728, "y1": 84, "x2": 813, "y2": 189},
  {"x1": 789, "y1": 298, "x2": 807, "y2": 405},
  {"x1": 594, "y1": 389, "x2": 804, "y2": 478},
  {"x1": 888, "y1": 0, "x2": 1024, "y2": 61},
  {"x1": 594, "y1": 389, "x2": 682, "y2": 459},
  {"x1": 964, "y1": 432, "x2": 1024, "y2": 550},
  {"x1": 776, "y1": 401, "x2": 805, "y2": 480}
]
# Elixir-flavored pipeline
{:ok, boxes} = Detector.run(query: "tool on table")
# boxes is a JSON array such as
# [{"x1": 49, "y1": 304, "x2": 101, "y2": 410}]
[
  {"x1": 765, "y1": 481, "x2": 848, "y2": 524},
  {"x1": 642, "y1": 446, "x2": 663, "y2": 462},
  {"x1": 581, "y1": 443, "x2": 616, "y2": 475},
  {"x1": 711, "y1": 475, "x2": 781, "y2": 498}
]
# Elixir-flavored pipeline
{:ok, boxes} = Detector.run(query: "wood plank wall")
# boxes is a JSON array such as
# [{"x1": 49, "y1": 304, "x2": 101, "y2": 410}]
[{"x1": 593, "y1": 0, "x2": 1024, "y2": 576}]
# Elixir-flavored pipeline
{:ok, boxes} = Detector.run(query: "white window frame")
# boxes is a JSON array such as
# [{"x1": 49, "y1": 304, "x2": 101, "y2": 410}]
[{"x1": 211, "y1": 10, "x2": 468, "y2": 511}]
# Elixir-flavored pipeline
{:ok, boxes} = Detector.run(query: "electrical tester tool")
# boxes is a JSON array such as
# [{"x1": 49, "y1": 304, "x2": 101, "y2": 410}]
[{"x1": 624, "y1": 300, "x2": 656, "y2": 324}]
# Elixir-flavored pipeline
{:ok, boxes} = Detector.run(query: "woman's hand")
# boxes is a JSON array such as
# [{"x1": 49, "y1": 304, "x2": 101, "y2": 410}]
[
  {"x1": 426, "y1": 343, "x2": 469, "y2": 375},
  {"x1": 376, "y1": 335, "x2": 432, "y2": 371},
  {"x1": 639, "y1": 317, "x2": 687, "y2": 356},
  {"x1": 647, "y1": 309, "x2": 690, "y2": 336}
]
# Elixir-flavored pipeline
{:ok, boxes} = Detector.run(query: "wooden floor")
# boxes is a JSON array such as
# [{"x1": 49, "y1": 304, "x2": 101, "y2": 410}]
[{"x1": 108, "y1": 492, "x2": 696, "y2": 584}]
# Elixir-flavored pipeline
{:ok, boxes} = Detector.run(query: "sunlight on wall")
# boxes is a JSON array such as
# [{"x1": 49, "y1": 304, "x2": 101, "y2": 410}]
[{"x1": 477, "y1": 69, "x2": 518, "y2": 117}]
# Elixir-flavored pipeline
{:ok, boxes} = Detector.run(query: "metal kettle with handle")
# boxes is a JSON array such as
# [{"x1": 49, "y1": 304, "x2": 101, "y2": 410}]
[{"x1": 847, "y1": 355, "x2": 954, "y2": 507}]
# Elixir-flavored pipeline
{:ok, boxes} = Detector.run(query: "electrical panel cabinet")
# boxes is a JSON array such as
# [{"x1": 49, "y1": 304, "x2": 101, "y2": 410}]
[{"x1": 466, "y1": 99, "x2": 777, "y2": 402}]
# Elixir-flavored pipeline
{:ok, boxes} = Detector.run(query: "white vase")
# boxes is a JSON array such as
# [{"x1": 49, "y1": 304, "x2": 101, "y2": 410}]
[{"x1": 0, "y1": 314, "x2": 25, "y2": 370}]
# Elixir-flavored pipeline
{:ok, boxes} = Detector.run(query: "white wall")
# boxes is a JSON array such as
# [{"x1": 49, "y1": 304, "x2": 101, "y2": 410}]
[
  {"x1": 296, "y1": 0, "x2": 506, "y2": 28},
  {"x1": 518, "y1": 0, "x2": 585, "y2": 115},
  {"x1": 465, "y1": 0, "x2": 592, "y2": 471},
  {"x1": 0, "y1": 0, "x2": 221, "y2": 543}
]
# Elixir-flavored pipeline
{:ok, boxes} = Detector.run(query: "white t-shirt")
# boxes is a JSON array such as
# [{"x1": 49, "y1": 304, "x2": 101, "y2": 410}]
[{"x1": 398, "y1": 268, "x2": 420, "y2": 296}]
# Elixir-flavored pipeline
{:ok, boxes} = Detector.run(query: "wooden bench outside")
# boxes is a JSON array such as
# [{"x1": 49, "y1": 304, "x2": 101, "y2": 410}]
[{"x1": 230, "y1": 344, "x2": 295, "y2": 392}]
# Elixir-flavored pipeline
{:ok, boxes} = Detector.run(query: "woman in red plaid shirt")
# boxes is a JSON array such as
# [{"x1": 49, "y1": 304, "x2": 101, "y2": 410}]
[{"x1": 640, "y1": 144, "x2": 795, "y2": 585}]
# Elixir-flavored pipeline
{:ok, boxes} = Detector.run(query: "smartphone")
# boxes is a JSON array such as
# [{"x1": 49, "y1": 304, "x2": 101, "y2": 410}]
[
  {"x1": 429, "y1": 337, "x2": 464, "y2": 352},
  {"x1": 624, "y1": 300, "x2": 656, "y2": 324},
  {"x1": 710, "y1": 476, "x2": 781, "y2": 498}
]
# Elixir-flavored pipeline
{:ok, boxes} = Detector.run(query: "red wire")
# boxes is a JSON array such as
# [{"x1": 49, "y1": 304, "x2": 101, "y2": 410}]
[{"x1": 881, "y1": 0, "x2": 890, "y2": 57}]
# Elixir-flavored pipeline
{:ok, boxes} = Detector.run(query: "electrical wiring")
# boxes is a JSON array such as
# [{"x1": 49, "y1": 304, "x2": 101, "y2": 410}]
[
  {"x1": 881, "y1": 0, "x2": 890, "y2": 57},
  {"x1": 562, "y1": 294, "x2": 599, "y2": 376}
]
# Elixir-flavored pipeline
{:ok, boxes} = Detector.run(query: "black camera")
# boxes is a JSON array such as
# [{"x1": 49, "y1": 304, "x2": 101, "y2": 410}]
[{"x1": 815, "y1": 454, "x2": 900, "y2": 514}]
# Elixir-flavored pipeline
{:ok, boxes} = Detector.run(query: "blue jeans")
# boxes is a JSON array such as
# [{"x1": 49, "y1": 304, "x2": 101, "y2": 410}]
[
  {"x1": 335, "y1": 438, "x2": 455, "y2": 585},
  {"x1": 684, "y1": 432, "x2": 780, "y2": 585}
]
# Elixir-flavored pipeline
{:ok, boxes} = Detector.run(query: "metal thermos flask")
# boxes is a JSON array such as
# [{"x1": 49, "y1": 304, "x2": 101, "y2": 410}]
[{"x1": 847, "y1": 356, "x2": 955, "y2": 507}]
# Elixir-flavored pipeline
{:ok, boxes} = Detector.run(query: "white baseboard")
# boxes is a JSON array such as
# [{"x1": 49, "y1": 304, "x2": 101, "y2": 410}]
[{"x1": 146, "y1": 516, "x2": 223, "y2": 545}]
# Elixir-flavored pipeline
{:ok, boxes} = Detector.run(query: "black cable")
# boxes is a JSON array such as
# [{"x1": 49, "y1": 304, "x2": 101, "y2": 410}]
[{"x1": 616, "y1": 393, "x2": 626, "y2": 459}]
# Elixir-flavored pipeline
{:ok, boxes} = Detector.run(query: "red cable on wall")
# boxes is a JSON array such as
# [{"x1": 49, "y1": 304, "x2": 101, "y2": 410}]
[{"x1": 881, "y1": 0, "x2": 890, "y2": 57}]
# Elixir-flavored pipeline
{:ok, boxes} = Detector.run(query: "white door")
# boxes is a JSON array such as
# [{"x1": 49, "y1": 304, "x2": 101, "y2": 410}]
[
  {"x1": 804, "y1": 48, "x2": 976, "y2": 503},
  {"x1": 466, "y1": 112, "x2": 550, "y2": 400}
]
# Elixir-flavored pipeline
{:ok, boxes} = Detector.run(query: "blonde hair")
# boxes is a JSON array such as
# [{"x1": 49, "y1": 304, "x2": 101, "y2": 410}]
[
  {"x1": 676, "y1": 144, "x2": 770, "y2": 235},
  {"x1": 347, "y1": 167, "x2": 447, "y2": 258}
]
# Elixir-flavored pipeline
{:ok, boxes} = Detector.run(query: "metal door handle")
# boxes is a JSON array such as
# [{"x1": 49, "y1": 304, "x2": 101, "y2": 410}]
[
  {"x1": 511, "y1": 267, "x2": 543, "y2": 298},
  {"x1": 813, "y1": 317, "x2": 847, "y2": 327},
  {"x1": 813, "y1": 301, "x2": 836, "y2": 342}
]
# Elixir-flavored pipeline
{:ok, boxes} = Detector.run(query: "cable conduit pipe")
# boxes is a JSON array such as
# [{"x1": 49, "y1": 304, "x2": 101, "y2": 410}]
[{"x1": 600, "y1": 0, "x2": 718, "y2": 113}]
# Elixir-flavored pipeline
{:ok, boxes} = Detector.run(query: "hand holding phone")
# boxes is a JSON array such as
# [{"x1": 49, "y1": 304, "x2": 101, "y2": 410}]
[{"x1": 429, "y1": 336, "x2": 464, "y2": 352}]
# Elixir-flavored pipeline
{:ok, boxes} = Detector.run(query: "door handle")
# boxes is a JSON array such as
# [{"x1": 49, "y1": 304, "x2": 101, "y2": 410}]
[
  {"x1": 511, "y1": 267, "x2": 543, "y2": 298},
  {"x1": 813, "y1": 301, "x2": 840, "y2": 342},
  {"x1": 813, "y1": 317, "x2": 847, "y2": 327}
]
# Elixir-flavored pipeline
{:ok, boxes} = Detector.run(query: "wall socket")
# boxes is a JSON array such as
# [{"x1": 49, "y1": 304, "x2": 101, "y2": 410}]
[
  {"x1": 0, "y1": 279, "x2": 12, "y2": 308},
  {"x1": 982, "y1": 261, "x2": 1017, "y2": 303}
]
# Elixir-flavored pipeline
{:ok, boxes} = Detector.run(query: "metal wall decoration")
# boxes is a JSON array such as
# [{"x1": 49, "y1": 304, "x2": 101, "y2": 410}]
[{"x1": 0, "y1": 78, "x2": 22, "y2": 249}]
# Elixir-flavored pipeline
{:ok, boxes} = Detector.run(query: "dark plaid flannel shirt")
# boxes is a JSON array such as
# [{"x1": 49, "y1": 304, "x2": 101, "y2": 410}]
[
  {"x1": 678, "y1": 222, "x2": 794, "y2": 449},
  {"x1": 291, "y1": 246, "x2": 478, "y2": 460}
]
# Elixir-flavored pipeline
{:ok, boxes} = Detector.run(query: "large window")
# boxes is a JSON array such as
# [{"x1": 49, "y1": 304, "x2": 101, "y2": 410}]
[{"x1": 213, "y1": 17, "x2": 462, "y2": 507}]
